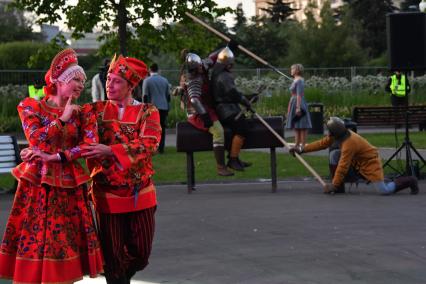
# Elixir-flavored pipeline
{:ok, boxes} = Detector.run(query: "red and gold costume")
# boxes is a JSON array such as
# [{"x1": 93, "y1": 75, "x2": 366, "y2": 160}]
[
  {"x1": 87, "y1": 55, "x2": 161, "y2": 282},
  {"x1": 0, "y1": 49, "x2": 104, "y2": 283},
  {"x1": 88, "y1": 100, "x2": 160, "y2": 214},
  {"x1": 0, "y1": 99, "x2": 103, "y2": 283}
]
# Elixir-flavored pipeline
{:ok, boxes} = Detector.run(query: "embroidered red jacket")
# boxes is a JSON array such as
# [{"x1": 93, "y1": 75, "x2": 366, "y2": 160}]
[
  {"x1": 12, "y1": 97, "x2": 98, "y2": 188},
  {"x1": 86, "y1": 101, "x2": 161, "y2": 214}
]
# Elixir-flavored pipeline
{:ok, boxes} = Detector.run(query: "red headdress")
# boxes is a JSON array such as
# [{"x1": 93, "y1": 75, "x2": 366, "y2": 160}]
[
  {"x1": 43, "y1": 48, "x2": 86, "y2": 96},
  {"x1": 108, "y1": 54, "x2": 148, "y2": 87}
]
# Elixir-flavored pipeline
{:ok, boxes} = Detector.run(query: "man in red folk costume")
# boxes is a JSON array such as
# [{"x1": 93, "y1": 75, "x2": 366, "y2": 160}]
[
  {"x1": 81, "y1": 54, "x2": 161, "y2": 284},
  {"x1": 0, "y1": 48, "x2": 103, "y2": 283}
]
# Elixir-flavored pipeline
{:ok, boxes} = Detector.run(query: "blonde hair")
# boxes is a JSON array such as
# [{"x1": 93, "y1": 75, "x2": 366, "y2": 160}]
[{"x1": 291, "y1": 64, "x2": 304, "y2": 75}]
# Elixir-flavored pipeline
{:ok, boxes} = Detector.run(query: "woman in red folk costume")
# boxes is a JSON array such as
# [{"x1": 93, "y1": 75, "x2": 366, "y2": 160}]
[
  {"x1": 81, "y1": 55, "x2": 161, "y2": 284},
  {"x1": 0, "y1": 48, "x2": 103, "y2": 283}
]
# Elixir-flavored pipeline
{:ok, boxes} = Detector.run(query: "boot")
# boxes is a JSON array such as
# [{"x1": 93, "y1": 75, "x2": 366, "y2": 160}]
[
  {"x1": 394, "y1": 176, "x2": 419, "y2": 194},
  {"x1": 213, "y1": 146, "x2": 234, "y2": 176},
  {"x1": 238, "y1": 157, "x2": 252, "y2": 168},
  {"x1": 227, "y1": 157, "x2": 244, "y2": 171},
  {"x1": 228, "y1": 135, "x2": 246, "y2": 171},
  {"x1": 329, "y1": 164, "x2": 345, "y2": 193}
]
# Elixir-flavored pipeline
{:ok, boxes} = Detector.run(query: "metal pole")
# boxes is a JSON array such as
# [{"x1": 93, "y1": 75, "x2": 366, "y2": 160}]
[
  {"x1": 253, "y1": 112, "x2": 327, "y2": 188},
  {"x1": 185, "y1": 12, "x2": 292, "y2": 81}
]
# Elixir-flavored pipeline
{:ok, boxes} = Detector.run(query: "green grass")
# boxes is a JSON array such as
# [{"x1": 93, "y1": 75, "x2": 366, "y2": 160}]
[
  {"x1": 298, "y1": 131, "x2": 426, "y2": 148},
  {"x1": 152, "y1": 147, "x2": 329, "y2": 184},
  {"x1": 1, "y1": 130, "x2": 424, "y2": 186}
]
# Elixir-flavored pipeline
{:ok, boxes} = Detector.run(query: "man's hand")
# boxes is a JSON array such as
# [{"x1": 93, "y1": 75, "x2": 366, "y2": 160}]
[
  {"x1": 81, "y1": 143, "x2": 113, "y2": 158},
  {"x1": 20, "y1": 148, "x2": 34, "y2": 162},
  {"x1": 323, "y1": 183, "x2": 338, "y2": 194},
  {"x1": 288, "y1": 145, "x2": 303, "y2": 157},
  {"x1": 200, "y1": 113, "x2": 213, "y2": 128},
  {"x1": 20, "y1": 148, "x2": 59, "y2": 162},
  {"x1": 241, "y1": 97, "x2": 254, "y2": 112}
]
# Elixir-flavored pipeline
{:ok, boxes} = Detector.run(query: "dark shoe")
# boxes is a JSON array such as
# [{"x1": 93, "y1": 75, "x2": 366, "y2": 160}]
[
  {"x1": 227, "y1": 157, "x2": 244, "y2": 171},
  {"x1": 394, "y1": 176, "x2": 419, "y2": 194},
  {"x1": 238, "y1": 157, "x2": 252, "y2": 167}
]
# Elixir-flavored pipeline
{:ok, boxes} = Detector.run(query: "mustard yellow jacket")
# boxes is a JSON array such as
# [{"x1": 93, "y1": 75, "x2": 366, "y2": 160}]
[{"x1": 303, "y1": 131, "x2": 384, "y2": 186}]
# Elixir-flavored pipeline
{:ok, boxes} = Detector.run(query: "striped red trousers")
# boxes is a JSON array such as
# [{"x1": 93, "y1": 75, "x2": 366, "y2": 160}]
[{"x1": 98, "y1": 206, "x2": 156, "y2": 281}]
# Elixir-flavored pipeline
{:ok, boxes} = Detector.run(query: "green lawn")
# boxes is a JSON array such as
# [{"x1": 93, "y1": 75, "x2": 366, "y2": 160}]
[{"x1": 1, "y1": 130, "x2": 424, "y2": 187}]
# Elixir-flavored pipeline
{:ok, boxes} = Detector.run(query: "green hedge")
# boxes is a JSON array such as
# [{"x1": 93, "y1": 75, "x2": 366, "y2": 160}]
[{"x1": 2, "y1": 84, "x2": 426, "y2": 135}]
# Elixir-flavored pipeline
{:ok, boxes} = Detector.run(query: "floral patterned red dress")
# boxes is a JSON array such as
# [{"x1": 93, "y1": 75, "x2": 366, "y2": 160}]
[{"x1": 0, "y1": 97, "x2": 104, "y2": 283}]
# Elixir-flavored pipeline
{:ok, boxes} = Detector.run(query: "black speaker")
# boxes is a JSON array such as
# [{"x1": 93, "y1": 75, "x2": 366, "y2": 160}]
[{"x1": 387, "y1": 12, "x2": 426, "y2": 71}]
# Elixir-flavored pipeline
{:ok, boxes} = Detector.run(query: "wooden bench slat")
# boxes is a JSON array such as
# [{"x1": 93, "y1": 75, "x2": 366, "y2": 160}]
[
  {"x1": 0, "y1": 168, "x2": 13, "y2": 174},
  {"x1": 0, "y1": 162, "x2": 17, "y2": 168},
  {"x1": 0, "y1": 136, "x2": 13, "y2": 143},
  {"x1": 0, "y1": 144, "x2": 15, "y2": 150},
  {"x1": 352, "y1": 106, "x2": 426, "y2": 126},
  {"x1": 0, "y1": 156, "x2": 16, "y2": 162},
  {"x1": 0, "y1": 150, "x2": 16, "y2": 156}
]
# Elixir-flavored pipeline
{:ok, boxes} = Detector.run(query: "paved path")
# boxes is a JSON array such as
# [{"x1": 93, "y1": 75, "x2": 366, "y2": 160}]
[{"x1": 1, "y1": 181, "x2": 426, "y2": 284}]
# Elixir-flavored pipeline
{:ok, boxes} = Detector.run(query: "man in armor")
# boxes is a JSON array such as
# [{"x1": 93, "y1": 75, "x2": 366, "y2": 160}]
[
  {"x1": 290, "y1": 117, "x2": 419, "y2": 195},
  {"x1": 176, "y1": 52, "x2": 234, "y2": 176},
  {"x1": 210, "y1": 46, "x2": 254, "y2": 171}
]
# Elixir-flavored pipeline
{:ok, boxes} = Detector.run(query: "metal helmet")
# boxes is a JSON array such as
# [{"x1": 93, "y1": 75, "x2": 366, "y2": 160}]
[
  {"x1": 185, "y1": 53, "x2": 202, "y2": 72},
  {"x1": 217, "y1": 46, "x2": 234, "y2": 65},
  {"x1": 326, "y1": 117, "x2": 348, "y2": 139}
]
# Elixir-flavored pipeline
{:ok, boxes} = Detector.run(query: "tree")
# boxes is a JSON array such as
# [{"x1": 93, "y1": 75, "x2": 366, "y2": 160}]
[
  {"x1": 12, "y1": 0, "x2": 229, "y2": 58},
  {"x1": 261, "y1": 0, "x2": 297, "y2": 23},
  {"x1": 285, "y1": 1, "x2": 366, "y2": 67},
  {"x1": 0, "y1": 3, "x2": 42, "y2": 43},
  {"x1": 343, "y1": 0, "x2": 397, "y2": 58},
  {"x1": 231, "y1": 3, "x2": 247, "y2": 33}
]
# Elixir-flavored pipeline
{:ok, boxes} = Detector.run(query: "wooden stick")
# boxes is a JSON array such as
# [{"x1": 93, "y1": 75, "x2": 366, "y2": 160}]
[
  {"x1": 253, "y1": 113, "x2": 327, "y2": 187},
  {"x1": 185, "y1": 12, "x2": 292, "y2": 80}
]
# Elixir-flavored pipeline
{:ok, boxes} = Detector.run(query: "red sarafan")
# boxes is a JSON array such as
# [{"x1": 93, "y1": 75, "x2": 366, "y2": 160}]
[{"x1": 0, "y1": 48, "x2": 103, "y2": 283}]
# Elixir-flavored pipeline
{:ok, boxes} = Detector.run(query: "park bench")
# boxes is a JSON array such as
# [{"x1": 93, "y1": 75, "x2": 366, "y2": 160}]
[
  {"x1": 352, "y1": 105, "x2": 426, "y2": 130},
  {"x1": 0, "y1": 135, "x2": 21, "y2": 193},
  {"x1": 176, "y1": 116, "x2": 284, "y2": 193}
]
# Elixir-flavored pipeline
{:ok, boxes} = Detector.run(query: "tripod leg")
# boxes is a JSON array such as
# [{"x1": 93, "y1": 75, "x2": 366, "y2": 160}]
[
  {"x1": 383, "y1": 142, "x2": 405, "y2": 169},
  {"x1": 408, "y1": 143, "x2": 426, "y2": 168},
  {"x1": 405, "y1": 142, "x2": 415, "y2": 176}
]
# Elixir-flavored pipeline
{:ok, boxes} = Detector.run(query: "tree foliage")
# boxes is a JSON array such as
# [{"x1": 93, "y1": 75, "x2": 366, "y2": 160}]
[
  {"x1": 285, "y1": 0, "x2": 366, "y2": 67},
  {"x1": 12, "y1": 0, "x2": 230, "y2": 59},
  {"x1": 0, "y1": 41, "x2": 46, "y2": 69},
  {"x1": 0, "y1": 3, "x2": 42, "y2": 43},
  {"x1": 261, "y1": 0, "x2": 298, "y2": 23},
  {"x1": 343, "y1": 0, "x2": 396, "y2": 58}
]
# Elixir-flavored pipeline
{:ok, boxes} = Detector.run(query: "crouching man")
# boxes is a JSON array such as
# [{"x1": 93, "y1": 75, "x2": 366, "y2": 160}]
[{"x1": 290, "y1": 117, "x2": 419, "y2": 195}]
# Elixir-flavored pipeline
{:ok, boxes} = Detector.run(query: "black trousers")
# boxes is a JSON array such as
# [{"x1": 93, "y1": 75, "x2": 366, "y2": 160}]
[
  {"x1": 221, "y1": 115, "x2": 250, "y2": 138},
  {"x1": 391, "y1": 95, "x2": 408, "y2": 107},
  {"x1": 158, "y1": 109, "x2": 168, "y2": 152}
]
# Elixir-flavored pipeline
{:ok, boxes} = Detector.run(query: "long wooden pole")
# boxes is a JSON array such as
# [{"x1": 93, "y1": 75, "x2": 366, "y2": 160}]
[
  {"x1": 253, "y1": 113, "x2": 327, "y2": 188},
  {"x1": 185, "y1": 12, "x2": 292, "y2": 80}
]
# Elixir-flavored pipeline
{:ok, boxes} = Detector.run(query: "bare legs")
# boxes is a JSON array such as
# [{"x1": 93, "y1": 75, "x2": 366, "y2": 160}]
[{"x1": 294, "y1": 128, "x2": 308, "y2": 150}]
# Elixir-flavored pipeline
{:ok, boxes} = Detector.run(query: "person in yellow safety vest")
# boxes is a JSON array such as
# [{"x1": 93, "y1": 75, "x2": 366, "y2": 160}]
[
  {"x1": 28, "y1": 79, "x2": 46, "y2": 100},
  {"x1": 385, "y1": 70, "x2": 411, "y2": 107}
]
